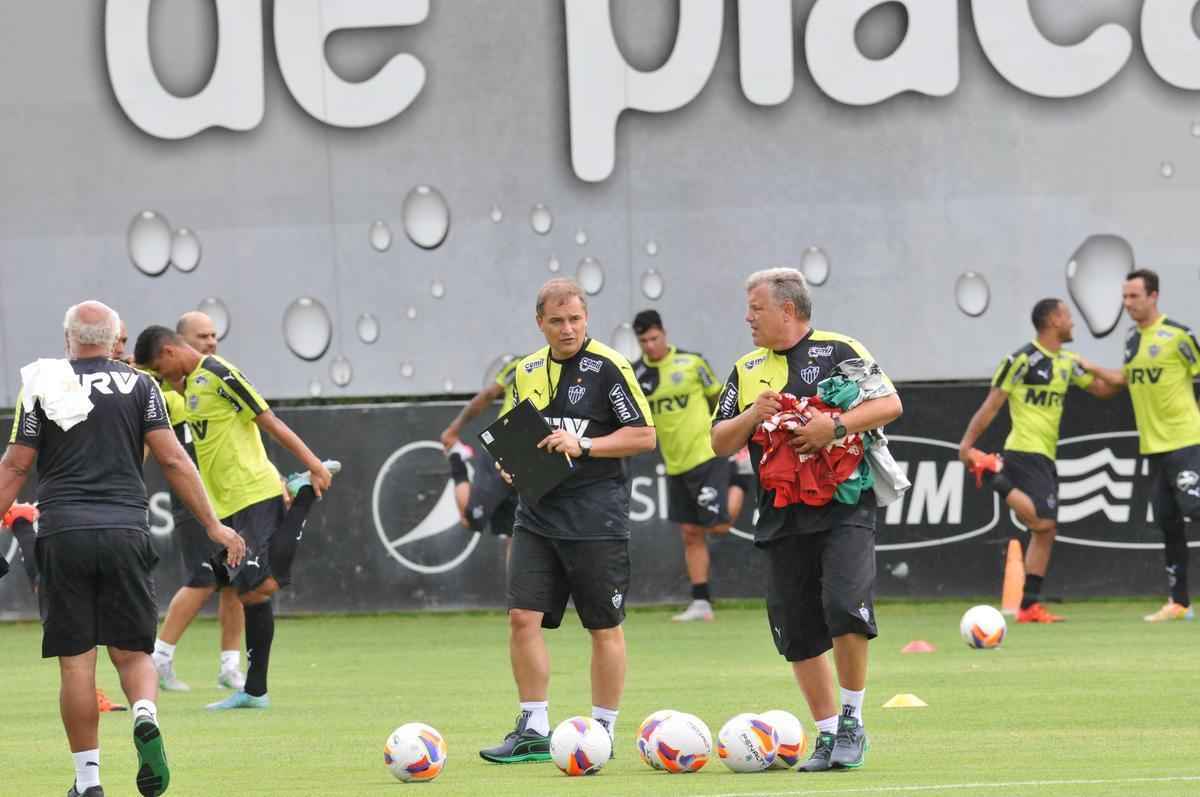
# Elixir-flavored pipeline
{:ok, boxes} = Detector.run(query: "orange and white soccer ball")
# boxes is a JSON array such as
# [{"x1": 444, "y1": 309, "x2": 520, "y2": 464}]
[
  {"x1": 550, "y1": 716, "x2": 612, "y2": 776},
  {"x1": 717, "y1": 713, "x2": 778, "y2": 772},
  {"x1": 759, "y1": 709, "x2": 807, "y2": 768},
  {"x1": 960, "y1": 604, "x2": 1006, "y2": 649},
  {"x1": 384, "y1": 723, "x2": 447, "y2": 782},
  {"x1": 648, "y1": 712, "x2": 712, "y2": 773},
  {"x1": 635, "y1": 709, "x2": 677, "y2": 769}
]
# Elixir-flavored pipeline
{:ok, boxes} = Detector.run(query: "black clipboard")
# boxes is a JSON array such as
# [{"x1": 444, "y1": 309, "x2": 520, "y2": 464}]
[{"x1": 478, "y1": 399, "x2": 575, "y2": 504}]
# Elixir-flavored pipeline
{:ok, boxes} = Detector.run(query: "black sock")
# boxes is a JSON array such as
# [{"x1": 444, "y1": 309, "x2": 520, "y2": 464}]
[
  {"x1": 11, "y1": 518, "x2": 38, "y2": 588},
  {"x1": 691, "y1": 583, "x2": 711, "y2": 602},
  {"x1": 448, "y1": 453, "x2": 469, "y2": 485},
  {"x1": 270, "y1": 487, "x2": 318, "y2": 586},
  {"x1": 1164, "y1": 521, "x2": 1190, "y2": 606},
  {"x1": 1021, "y1": 574, "x2": 1044, "y2": 610},
  {"x1": 243, "y1": 601, "x2": 275, "y2": 697}
]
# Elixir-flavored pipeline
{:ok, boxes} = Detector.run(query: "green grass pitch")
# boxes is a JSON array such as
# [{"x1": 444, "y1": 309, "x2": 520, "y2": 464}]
[{"x1": 2, "y1": 600, "x2": 1197, "y2": 796}]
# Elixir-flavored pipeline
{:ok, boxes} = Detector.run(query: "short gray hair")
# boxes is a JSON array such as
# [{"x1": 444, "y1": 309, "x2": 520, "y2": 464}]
[
  {"x1": 63, "y1": 301, "x2": 121, "y2": 348},
  {"x1": 745, "y1": 267, "x2": 812, "y2": 320},
  {"x1": 536, "y1": 278, "x2": 588, "y2": 318}
]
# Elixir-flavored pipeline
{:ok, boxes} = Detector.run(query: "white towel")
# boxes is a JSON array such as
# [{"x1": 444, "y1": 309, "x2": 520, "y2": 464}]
[{"x1": 20, "y1": 358, "x2": 94, "y2": 432}]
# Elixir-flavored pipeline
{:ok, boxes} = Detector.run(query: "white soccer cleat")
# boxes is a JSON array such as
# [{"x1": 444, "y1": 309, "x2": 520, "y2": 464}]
[
  {"x1": 217, "y1": 667, "x2": 247, "y2": 690},
  {"x1": 154, "y1": 657, "x2": 190, "y2": 692},
  {"x1": 672, "y1": 599, "x2": 715, "y2": 623}
]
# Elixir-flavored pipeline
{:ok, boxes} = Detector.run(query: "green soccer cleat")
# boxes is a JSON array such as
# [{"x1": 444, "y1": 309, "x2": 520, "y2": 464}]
[
  {"x1": 479, "y1": 713, "x2": 551, "y2": 764},
  {"x1": 133, "y1": 716, "x2": 170, "y2": 796},
  {"x1": 205, "y1": 691, "x2": 269, "y2": 711},
  {"x1": 830, "y1": 715, "x2": 869, "y2": 769},
  {"x1": 285, "y1": 459, "x2": 342, "y2": 497}
]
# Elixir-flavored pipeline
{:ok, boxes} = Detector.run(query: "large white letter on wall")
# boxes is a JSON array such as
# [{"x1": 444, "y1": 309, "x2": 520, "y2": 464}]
[
  {"x1": 972, "y1": 0, "x2": 1132, "y2": 98},
  {"x1": 739, "y1": 0, "x2": 794, "y2": 106},
  {"x1": 805, "y1": 0, "x2": 959, "y2": 105},
  {"x1": 1142, "y1": 0, "x2": 1200, "y2": 89},
  {"x1": 105, "y1": 0, "x2": 264, "y2": 139},
  {"x1": 275, "y1": 0, "x2": 429, "y2": 128},
  {"x1": 566, "y1": 0, "x2": 722, "y2": 183}
]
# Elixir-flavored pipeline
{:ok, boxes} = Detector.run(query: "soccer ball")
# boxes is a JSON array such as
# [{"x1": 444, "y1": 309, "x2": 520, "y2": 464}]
[
  {"x1": 960, "y1": 604, "x2": 1007, "y2": 649},
  {"x1": 550, "y1": 716, "x2": 612, "y2": 776},
  {"x1": 384, "y1": 723, "x2": 447, "y2": 782},
  {"x1": 759, "y1": 709, "x2": 806, "y2": 769},
  {"x1": 648, "y1": 712, "x2": 712, "y2": 774},
  {"x1": 717, "y1": 713, "x2": 778, "y2": 772},
  {"x1": 636, "y1": 709, "x2": 676, "y2": 769}
]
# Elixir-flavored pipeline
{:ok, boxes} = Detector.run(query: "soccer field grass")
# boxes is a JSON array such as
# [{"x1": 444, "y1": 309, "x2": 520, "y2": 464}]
[{"x1": 2, "y1": 601, "x2": 1197, "y2": 797}]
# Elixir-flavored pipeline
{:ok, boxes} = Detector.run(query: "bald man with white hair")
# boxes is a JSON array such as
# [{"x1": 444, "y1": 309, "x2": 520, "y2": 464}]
[{"x1": 0, "y1": 300, "x2": 244, "y2": 797}]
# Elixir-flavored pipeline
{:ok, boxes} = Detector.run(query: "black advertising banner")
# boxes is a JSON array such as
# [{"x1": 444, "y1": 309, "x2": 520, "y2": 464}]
[{"x1": 0, "y1": 388, "x2": 1187, "y2": 619}]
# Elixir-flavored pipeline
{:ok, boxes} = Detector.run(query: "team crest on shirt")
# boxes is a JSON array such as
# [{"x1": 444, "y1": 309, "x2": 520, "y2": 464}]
[
  {"x1": 1149, "y1": 345, "x2": 1161, "y2": 358},
  {"x1": 188, "y1": 394, "x2": 199, "y2": 410},
  {"x1": 671, "y1": 371, "x2": 684, "y2": 384},
  {"x1": 193, "y1": 374, "x2": 208, "y2": 386},
  {"x1": 800, "y1": 366, "x2": 821, "y2": 384},
  {"x1": 568, "y1": 385, "x2": 586, "y2": 404}
]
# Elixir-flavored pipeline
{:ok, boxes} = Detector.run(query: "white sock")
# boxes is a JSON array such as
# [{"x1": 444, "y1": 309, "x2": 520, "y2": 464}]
[
  {"x1": 152, "y1": 639, "x2": 175, "y2": 662},
  {"x1": 591, "y1": 706, "x2": 619, "y2": 738},
  {"x1": 840, "y1": 687, "x2": 865, "y2": 723},
  {"x1": 72, "y1": 749, "x2": 100, "y2": 790},
  {"x1": 815, "y1": 715, "x2": 838, "y2": 736},
  {"x1": 520, "y1": 701, "x2": 549, "y2": 735},
  {"x1": 132, "y1": 699, "x2": 158, "y2": 726},
  {"x1": 220, "y1": 650, "x2": 240, "y2": 671}
]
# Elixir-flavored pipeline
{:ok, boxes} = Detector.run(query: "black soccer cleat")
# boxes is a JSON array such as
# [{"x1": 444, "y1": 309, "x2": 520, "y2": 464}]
[
  {"x1": 797, "y1": 731, "x2": 836, "y2": 772},
  {"x1": 478, "y1": 712, "x2": 551, "y2": 764},
  {"x1": 67, "y1": 785, "x2": 104, "y2": 797},
  {"x1": 830, "y1": 714, "x2": 869, "y2": 769}
]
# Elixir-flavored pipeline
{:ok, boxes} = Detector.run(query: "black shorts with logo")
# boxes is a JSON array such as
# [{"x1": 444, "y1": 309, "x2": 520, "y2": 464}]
[
  {"x1": 213, "y1": 496, "x2": 285, "y2": 594},
  {"x1": 175, "y1": 514, "x2": 223, "y2": 588},
  {"x1": 667, "y1": 457, "x2": 732, "y2": 526},
  {"x1": 1002, "y1": 450, "x2": 1059, "y2": 521},
  {"x1": 37, "y1": 528, "x2": 159, "y2": 658},
  {"x1": 764, "y1": 525, "x2": 878, "y2": 662},
  {"x1": 507, "y1": 529, "x2": 630, "y2": 630},
  {"x1": 466, "y1": 447, "x2": 519, "y2": 536},
  {"x1": 1147, "y1": 444, "x2": 1200, "y2": 526}
]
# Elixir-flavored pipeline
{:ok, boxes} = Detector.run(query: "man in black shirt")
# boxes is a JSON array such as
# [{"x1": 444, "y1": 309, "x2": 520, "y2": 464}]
[
  {"x1": 0, "y1": 301, "x2": 244, "y2": 797},
  {"x1": 479, "y1": 279, "x2": 656, "y2": 763},
  {"x1": 712, "y1": 269, "x2": 902, "y2": 774}
]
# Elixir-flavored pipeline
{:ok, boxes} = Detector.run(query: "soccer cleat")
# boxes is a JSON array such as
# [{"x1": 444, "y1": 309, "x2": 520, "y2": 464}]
[
  {"x1": 830, "y1": 715, "x2": 869, "y2": 769},
  {"x1": 478, "y1": 713, "x2": 551, "y2": 764},
  {"x1": 217, "y1": 667, "x2": 246, "y2": 691},
  {"x1": 1017, "y1": 602, "x2": 1065, "y2": 623},
  {"x1": 153, "y1": 658, "x2": 190, "y2": 692},
  {"x1": 796, "y1": 732, "x2": 836, "y2": 772},
  {"x1": 671, "y1": 599, "x2": 715, "y2": 623},
  {"x1": 285, "y1": 459, "x2": 342, "y2": 497},
  {"x1": 133, "y1": 715, "x2": 170, "y2": 796},
  {"x1": 206, "y1": 690, "x2": 269, "y2": 710},
  {"x1": 96, "y1": 688, "x2": 127, "y2": 712},
  {"x1": 965, "y1": 448, "x2": 1003, "y2": 489},
  {"x1": 1143, "y1": 601, "x2": 1195, "y2": 622},
  {"x1": 67, "y1": 785, "x2": 104, "y2": 797},
  {"x1": 2, "y1": 501, "x2": 39, "y2": 528}
]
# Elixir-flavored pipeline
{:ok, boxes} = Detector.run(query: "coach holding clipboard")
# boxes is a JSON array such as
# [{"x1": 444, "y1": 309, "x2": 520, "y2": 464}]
[{"x1": 478, "y1": 278, "x2": 656, "y2": 764}]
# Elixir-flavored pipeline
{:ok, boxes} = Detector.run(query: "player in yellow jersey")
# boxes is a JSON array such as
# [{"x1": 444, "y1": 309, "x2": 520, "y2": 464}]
[
  {"x1": 135, "y1": 325, "x2": 335, "y2": 709},
  {"x1": 439, "y1": 355, "x2": 523, "y2": 551},
  {"x1": 1085, "y1": 270, "x2": 1200, "y2": 622},
  {"x1": 959, "y1": 299, "x2": 1116, "y2": 623},
  {"x1": 632, "y1": 310, "x2": 751, "y2": 622}
]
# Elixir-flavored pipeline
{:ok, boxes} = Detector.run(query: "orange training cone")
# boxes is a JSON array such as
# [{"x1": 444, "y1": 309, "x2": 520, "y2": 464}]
[{"x1": 1000, "y1": 538, "x2": 1024, "y2": 617}]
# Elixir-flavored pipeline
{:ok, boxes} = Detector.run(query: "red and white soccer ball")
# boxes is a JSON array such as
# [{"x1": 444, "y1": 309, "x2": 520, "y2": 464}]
[
  {"x1": 384, "y1": 723, "x2": 447, "y2": 782},
  {"x1": 647, "y1": 712, "x2": 713, "y2": 774},
  {"x1": 636, "y1": 709, "x2": 677, "y2": 769},
  {"x1": 717, "y1": 713, "x2": 779, "y2": 772},
  {"x1": 550, "y1": 716, "x2": 613, "y2": 776},
  {"x1": 960, "y1": 604, "x2": 1007, "y2": 649},
  {"x1": 759, "y1": 709, "x2": 807, "y2": 769}
]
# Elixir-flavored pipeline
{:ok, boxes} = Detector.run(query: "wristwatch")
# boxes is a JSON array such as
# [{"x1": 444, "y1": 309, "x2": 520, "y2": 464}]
[
  {"x1": 833, "y1": 422, "x2": 847, "y2": 440},
  {"x1": 578, "y1": 437, "x2": 593, "y2": 458}
]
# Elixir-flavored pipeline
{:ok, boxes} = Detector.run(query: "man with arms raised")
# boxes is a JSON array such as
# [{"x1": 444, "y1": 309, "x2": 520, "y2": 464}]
[
  {"x1": 712, "y1": 268, "x2": 902, "y2": 773},
  {"x1": 479, "y1": 278, "x2": 655, "y2": 763}
]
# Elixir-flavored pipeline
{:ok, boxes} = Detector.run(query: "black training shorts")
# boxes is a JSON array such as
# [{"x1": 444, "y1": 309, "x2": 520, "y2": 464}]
[
  {"x1": 1147, "y1": 444, "x2": 1200, "y2": 527},
  {"x1": 1001, "y1": 450, "x2": 1059, "y2": 522},
  {"x1": 37, "y1": 528, "x2": 159, "y2": 658},
  {"x1": 466, "y1": 448, "x2": 519, "y2": 536},
  {"x1": 507, "y1": 529, "x2": 630, "y2": 630},
  {"x1": 176, "y1": 514, "x2": 222, "y2": 588},
  {"x1": 667, "y1": 457, "x2": 732, "y2": 527},
  {"x1": 214, "y1": 496, "x2": 285, "y2": 594},
  {"x1": 764, "y1": 525, "x2": 878, "y2": 662}
]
